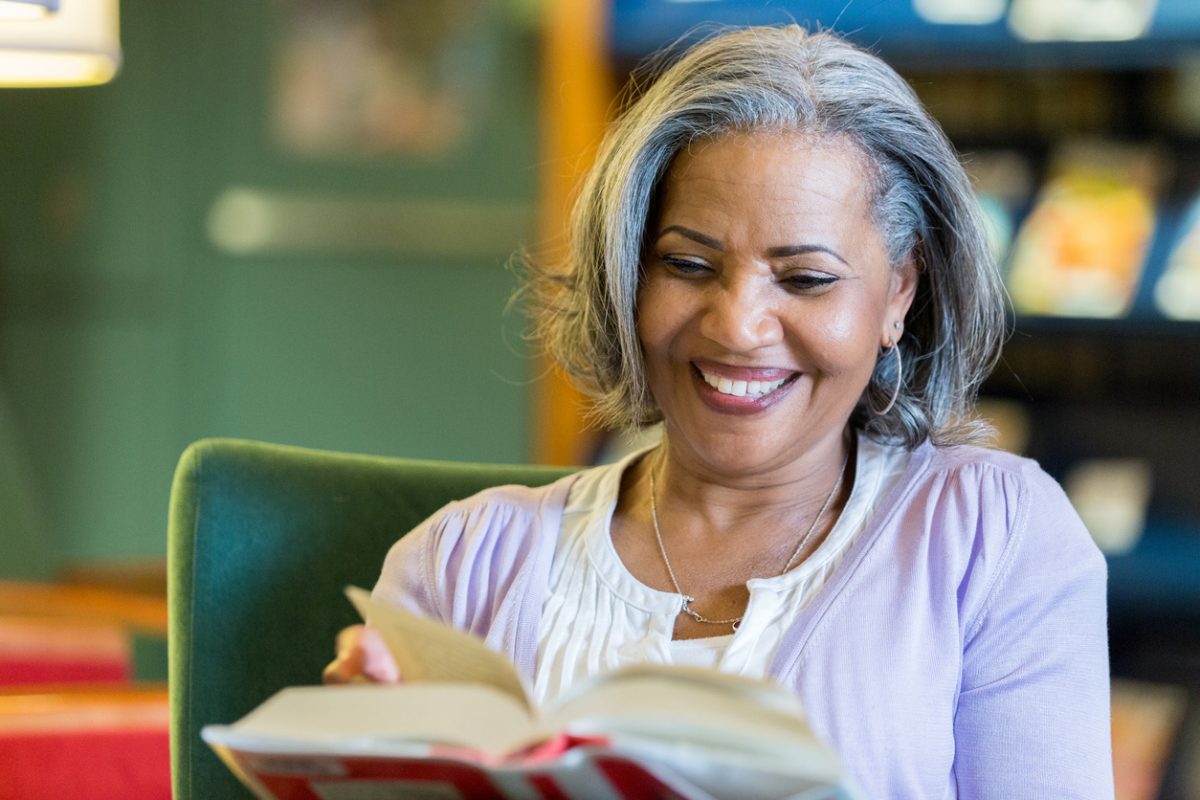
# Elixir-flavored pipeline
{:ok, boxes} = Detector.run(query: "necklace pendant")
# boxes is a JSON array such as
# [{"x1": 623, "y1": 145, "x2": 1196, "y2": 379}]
[{"x1": 680, "y1": 595, "x2": 696, "y2": 613}]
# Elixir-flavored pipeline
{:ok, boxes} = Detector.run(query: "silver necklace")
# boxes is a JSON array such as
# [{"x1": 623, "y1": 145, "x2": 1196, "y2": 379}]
[{"x1": 648, "y1": 450, "x2": 850, "y2": 631}]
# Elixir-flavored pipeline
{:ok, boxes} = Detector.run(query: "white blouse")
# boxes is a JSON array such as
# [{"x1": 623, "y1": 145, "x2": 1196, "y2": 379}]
[{"x1": 532, "y1": 434, "x2": 911, "y2": 704}]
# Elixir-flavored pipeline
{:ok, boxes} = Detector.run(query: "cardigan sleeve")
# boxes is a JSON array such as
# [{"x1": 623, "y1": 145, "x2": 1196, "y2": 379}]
[
  {"x1": 370, "y1": 490, "x2": 539, "y2": 639},
  {"x1": 952, "y1": 462, "x2": 1113, "y2": 799},
  {"x1": 370, "y1": 507, "x2": 446, "y2": 621},
  {"x1": 369, "y1": 477, "x2": 575, "y2": 676}
]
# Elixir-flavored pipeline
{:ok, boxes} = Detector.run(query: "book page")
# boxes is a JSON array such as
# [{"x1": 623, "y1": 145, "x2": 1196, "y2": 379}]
[
  {"x1": 546, "y1": 664, "x2": 841, "y2": 783},
  {"x1": 345, "y1": 586, "x2": 531, "y2": 710},
  {"x1": 204, "y1": 683, "x2": 538, "y2": 757}
]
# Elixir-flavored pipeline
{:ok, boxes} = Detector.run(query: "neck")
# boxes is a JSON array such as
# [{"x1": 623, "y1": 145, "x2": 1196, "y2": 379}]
[{"x1": 640, "y1": 430, "x2": 853, "y2": 534}]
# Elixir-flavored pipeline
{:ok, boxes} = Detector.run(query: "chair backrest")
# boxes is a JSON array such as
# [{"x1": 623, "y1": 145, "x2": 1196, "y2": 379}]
[{"x1": 167, "y1": 438, "x2": 573, "y2": 800}]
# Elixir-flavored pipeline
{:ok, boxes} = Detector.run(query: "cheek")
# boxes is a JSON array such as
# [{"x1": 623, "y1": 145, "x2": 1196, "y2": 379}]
[
  {"x1": 803, "y1": 300, "x2": 885, "y2": 373},
  {"x1": 635, "y1": 305, "x2": 670, "y2": 391},
  {"x1": 636, "y1": 281, "x2": 684, "y2": 353},
  {"x1": 817, "y1": 306, "x2": 861, "y2": 343},
  {"x1": 634, "y1": 295, "x2": 657, "y2": 353}
]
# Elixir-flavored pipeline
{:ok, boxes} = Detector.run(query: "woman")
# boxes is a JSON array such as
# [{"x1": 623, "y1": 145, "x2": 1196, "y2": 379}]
[{"x1": 327, "y1": 25, "x2": 1112, "y2": 798}]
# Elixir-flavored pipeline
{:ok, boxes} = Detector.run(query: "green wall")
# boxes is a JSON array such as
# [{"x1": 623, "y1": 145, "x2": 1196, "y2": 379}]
[{"x1": 0, "y1": 0, "x2": 540, "y2": 575}]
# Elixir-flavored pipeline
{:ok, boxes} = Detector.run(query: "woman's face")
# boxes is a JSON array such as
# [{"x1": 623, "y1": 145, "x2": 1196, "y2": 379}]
[{"x1": 637, "y1": 131, "x2": 917, "y2": 478}]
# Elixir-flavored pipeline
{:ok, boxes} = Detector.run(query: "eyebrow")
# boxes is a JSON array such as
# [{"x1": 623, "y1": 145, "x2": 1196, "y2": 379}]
[
  {"x1": 765, "y1": 243, "x2": 849, "y2": 265},
  {"x1": 657, "y1": 225, "x2": 723, "y2": 250},
  {"x1": 656, "y1": 225, "x2": 849, "y2": 266}
]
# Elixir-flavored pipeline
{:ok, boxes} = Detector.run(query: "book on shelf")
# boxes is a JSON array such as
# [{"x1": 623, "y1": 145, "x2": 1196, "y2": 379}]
[
  {"x1": 1111, "y1": 679, "x2": 1191, "y2": 800},
  {"x1": 201, "y1": 586, "x2": 855, "y2": 800},
  {"x1": 1155, "y1": 191, "x2": 1200, "y2": 321},
  {"x1": 1006, "y1": 140, "x2": 1161, "y2": 319}
]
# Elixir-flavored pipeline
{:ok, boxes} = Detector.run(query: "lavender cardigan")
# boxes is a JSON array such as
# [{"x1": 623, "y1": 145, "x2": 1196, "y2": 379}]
[{"x1": 373, "y1": 442, "x2": 1113, "y2": 798}]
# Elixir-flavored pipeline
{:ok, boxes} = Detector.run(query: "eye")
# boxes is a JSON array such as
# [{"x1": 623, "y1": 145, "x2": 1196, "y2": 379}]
[
  {"x1": 783, "y1": 273, "x2": 838, "y2": 292},
  {"x1": 660, "y1": 256, "x2": 712, "y2": 276}
]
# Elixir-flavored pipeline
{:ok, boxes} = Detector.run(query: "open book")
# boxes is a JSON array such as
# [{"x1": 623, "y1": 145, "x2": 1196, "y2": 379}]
[{"x1": 202, "y1": 587, "x2": 855, "y2": 800}]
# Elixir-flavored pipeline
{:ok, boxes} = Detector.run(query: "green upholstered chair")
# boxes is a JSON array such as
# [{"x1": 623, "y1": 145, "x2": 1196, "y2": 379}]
[{"x1": 167, "y1": 438, "x2": 573, "y2": 800}]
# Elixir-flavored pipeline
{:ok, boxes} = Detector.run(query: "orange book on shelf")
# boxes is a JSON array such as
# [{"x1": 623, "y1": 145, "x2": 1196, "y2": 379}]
[{"x1": 1006, "y1": 142, "x2": 1160, "y2": 318}]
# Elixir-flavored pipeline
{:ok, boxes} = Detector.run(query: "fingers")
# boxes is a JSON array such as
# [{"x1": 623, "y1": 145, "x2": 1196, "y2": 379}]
[
  {"x1": 322, "y1": 626, "x2": 365, "y2": 685},
  {"x1": 357, "y1": 626, "x2": 401, "y2": 683},
  {"x1": 322, "y1": 624, "x2": 400, "y2": 685}
]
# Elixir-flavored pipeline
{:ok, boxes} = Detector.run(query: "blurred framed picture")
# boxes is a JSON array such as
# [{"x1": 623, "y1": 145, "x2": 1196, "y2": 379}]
[
  {"x1": 204, "y1": 0, "x2": 538, "y2": 261},
  {"x1": 270, "y1": 0, "x2": 492, "y2": 159}
]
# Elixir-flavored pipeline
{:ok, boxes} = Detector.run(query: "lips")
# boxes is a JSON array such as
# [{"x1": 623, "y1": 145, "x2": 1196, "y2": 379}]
[
  {"x1": 698, "y1": 370, "x2": 788, "y2": 399},
  {"x1": 691, "y1": 361, "x2": 798, "y2": 411}
]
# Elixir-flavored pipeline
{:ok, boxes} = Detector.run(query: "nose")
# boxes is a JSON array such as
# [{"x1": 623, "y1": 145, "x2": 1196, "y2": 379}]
[{"x1": 697, "y1": 270, "x2": 783, "y2": 353}]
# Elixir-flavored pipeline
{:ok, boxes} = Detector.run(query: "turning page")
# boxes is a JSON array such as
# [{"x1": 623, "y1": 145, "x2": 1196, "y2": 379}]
[{"x1": 345, "y1": 586, "x2": 530, "y2": 709}]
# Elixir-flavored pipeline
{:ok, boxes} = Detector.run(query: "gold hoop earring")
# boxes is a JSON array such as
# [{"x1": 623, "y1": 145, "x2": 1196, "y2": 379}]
[{"x1": 870, "y1": 338, "x2": 902, "y2": 416}]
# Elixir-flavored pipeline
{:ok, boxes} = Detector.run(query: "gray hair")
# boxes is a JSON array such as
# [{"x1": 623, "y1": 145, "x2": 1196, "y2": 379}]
[{"x1": 523, "y1": 24, "x2": 1007, "y2": 448}]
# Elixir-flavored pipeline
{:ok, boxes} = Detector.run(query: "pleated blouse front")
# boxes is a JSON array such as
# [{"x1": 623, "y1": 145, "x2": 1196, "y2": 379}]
[{"x1": 533, "y1": 435, "x2": 911, "y2": 704}]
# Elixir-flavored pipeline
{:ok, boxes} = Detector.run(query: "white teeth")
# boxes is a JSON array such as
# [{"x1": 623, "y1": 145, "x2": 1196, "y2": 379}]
[{"x1": 700, "y1": 370, "x2": 787, "y2": 398}]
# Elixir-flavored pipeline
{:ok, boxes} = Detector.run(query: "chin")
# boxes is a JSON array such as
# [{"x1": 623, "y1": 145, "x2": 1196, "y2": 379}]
[{"x1": 669, "y1": 426, "x2": 797, "y2": 475}]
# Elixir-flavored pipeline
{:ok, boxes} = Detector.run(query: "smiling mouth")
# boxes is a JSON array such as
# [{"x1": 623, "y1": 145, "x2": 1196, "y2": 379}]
[{"x1": 696, "y1": 367, "x2": 794, "y2": 399}]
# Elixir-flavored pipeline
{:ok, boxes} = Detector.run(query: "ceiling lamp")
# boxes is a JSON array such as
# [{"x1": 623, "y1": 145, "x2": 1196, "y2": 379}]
[
  {"x1": 914, "y1": 0, "x2": 1006, "y2": 26},
  {"x1": 0, "y1": 0, "x2": 120, "y2": 87},
  {"x1": 1009, "y1": 0, "x2": 1158, "y2": 42},
  {"x1": 0, "y1": 1, "x2": 56, "y2": 21}
]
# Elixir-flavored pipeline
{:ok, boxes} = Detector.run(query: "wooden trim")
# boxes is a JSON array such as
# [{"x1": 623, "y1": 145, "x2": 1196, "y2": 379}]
[
  {"x1": 0, "y1": 582, "x2": 167, "y2": 636},
  {"x1": 0, "y1": 684, "x2": 169, "y2": 733},
  {"x1": 60, "y1": 558, "x2": 167, "y2": 598},
  {"x1": 532, "y1": 0, "x2": 616, "y2": 465}
]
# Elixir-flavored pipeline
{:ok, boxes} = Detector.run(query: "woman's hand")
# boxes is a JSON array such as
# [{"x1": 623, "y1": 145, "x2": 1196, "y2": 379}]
[{"x1": 322, "y1": 624, "x2": 401, "y2": 684}]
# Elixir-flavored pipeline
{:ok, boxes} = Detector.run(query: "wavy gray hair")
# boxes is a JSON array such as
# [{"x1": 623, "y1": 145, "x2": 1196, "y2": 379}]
[{"x1": 523, "y1": 24, "x2": 1007, "y2": 448}]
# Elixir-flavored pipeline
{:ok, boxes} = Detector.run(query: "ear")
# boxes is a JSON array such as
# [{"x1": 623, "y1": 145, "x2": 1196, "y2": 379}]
[{"x1": 882, "y1": 255, "x2": 919, "y2": 347}]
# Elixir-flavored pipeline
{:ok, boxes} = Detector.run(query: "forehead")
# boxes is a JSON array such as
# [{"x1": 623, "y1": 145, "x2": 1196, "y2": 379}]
[{"x1": 653, "y1": 131, "x2": 878, "y2": 235}]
